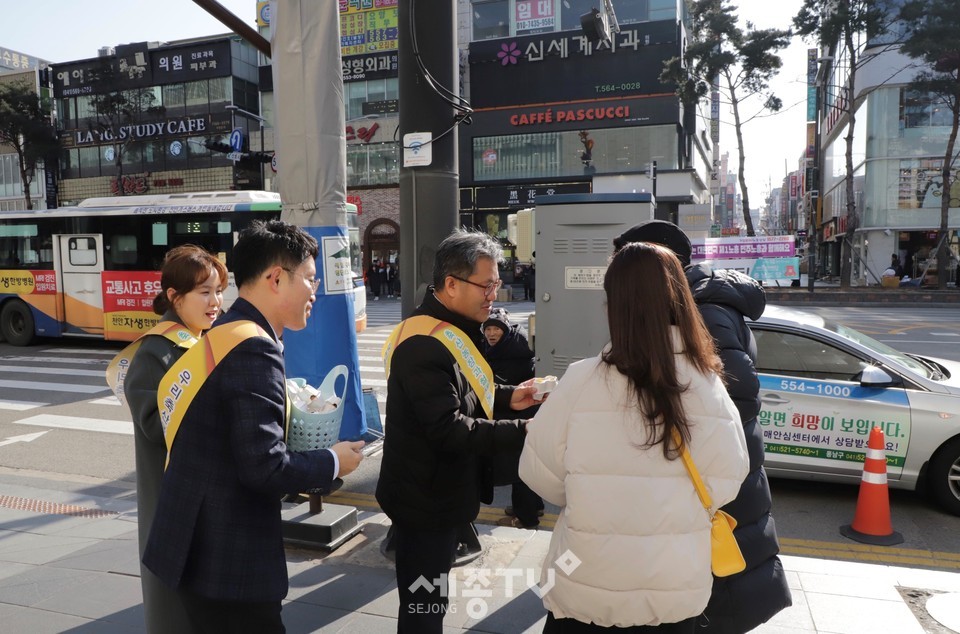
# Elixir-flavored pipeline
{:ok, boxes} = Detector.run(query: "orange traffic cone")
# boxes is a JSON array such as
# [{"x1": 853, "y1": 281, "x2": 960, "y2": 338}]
[{"x1": 840, "y1": 426, "x2": 904, "y2": 545}]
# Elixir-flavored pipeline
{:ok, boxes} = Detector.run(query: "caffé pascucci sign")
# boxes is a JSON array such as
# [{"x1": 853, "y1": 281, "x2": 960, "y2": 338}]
[{"x1": 62, "y1": 115, "x2": 211, "y2": 148}]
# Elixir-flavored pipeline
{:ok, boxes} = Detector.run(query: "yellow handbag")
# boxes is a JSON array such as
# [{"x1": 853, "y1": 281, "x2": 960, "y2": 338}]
[{"x1": 673, "y1": 430, "x2": 747, "y2": 577}]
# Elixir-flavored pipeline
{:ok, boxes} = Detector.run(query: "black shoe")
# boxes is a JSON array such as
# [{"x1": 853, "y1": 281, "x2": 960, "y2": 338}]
[{"x1": 504, "y1": 506, "x2": 544, "y2": 517}]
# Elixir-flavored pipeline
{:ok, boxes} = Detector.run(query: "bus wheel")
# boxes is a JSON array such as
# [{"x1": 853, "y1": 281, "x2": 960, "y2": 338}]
[{"x1": 0, "y1": 300, "x2": 35, "y2": 346}]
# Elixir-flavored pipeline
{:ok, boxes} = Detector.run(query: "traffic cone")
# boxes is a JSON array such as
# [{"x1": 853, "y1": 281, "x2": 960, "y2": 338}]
[{"x1": 840, "y1": 426, "x2": 904, "y2": 545}]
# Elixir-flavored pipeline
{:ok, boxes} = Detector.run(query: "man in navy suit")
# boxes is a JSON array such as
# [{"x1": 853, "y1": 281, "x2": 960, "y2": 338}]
[{"x1": 143, "y1": 220, "x2": 365, "y2": 633}]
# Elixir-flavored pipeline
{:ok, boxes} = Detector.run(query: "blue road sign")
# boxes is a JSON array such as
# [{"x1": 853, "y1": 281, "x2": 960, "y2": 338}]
[{"x1": 229, "y1": 128, "x2": 243, "y2": 152}]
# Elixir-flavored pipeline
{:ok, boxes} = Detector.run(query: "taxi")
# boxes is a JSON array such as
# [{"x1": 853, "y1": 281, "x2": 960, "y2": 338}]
[{"x1": 749, "y1": 305, "x2": 960, "y2": 516}]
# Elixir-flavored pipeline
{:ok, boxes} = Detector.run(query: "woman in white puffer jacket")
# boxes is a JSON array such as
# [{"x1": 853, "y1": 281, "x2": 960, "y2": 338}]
[{"x1": 520, "y1": 243, "x2": 749, "y2": 633}]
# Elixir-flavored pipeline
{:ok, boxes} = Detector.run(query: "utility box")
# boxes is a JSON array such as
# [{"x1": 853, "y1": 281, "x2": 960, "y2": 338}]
[{"x1": 534, "y1": 193, "x2": 655, "y2": 377}]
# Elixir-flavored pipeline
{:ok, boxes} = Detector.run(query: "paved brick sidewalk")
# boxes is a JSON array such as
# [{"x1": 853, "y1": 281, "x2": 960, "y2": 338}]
[{"x1": 1, "y1": 470, "x2": 959, "y2": 633}]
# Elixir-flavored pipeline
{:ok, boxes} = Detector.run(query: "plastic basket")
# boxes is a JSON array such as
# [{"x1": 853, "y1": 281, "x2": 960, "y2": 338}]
[{"x1": 286, "y1": 365, "x2": 349, "y2": 451}]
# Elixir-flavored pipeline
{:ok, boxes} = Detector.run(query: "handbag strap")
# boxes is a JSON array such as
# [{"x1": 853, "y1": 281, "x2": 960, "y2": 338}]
[{"x1": 671, "y1": 429, "x2": 714, "y2": 512}]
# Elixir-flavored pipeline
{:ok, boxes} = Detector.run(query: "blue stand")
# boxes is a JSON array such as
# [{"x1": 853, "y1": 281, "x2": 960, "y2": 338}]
[{"x1": 283, "y1": 225, "x2": 366, "y2": 441}]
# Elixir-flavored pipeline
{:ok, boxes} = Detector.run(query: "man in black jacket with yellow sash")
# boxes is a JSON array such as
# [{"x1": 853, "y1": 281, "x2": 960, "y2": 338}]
[
  {"x1": 378, "y1": 229, "x2": 537, "y2": 633},
  {"x1": 142, "y1": 220, "x2": 365, "y2": 633}
]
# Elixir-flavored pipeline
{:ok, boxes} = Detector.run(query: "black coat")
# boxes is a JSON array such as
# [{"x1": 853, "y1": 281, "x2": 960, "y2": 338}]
[
  {"x1": 483, "y1": 325, "x2": 537, "y2": 485},
  {"x1": 483, "y1": 325, "x2": 535, "y2": 387},
  {"x1": 686, "y1": 264, "x2": 792, "y2": 633},
  {"x1": 142, "y1": 299, "x2": 337, "y2": 602},
  {"x1": 375, "y1": 291, "x2": 526, "y2": 530}
]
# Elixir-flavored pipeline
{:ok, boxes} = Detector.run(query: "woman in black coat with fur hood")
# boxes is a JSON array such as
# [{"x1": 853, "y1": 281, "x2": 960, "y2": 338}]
[
  {"x1": 482, "y1": 308, "x2": 544, "y2": 529},
  {"x1": 614, "y1": 221, "x2": 792, "y2": 634}
]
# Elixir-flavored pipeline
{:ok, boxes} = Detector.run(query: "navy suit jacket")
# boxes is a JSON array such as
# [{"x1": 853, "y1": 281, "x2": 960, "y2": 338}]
[{"x1": 142, "y1": 298, "x2": 336, "y2": 602}]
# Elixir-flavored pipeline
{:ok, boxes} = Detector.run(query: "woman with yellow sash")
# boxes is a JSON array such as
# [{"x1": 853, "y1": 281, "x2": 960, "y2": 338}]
[{"x1": 112, "y1": 245, "x2": 227, "y2": 633}]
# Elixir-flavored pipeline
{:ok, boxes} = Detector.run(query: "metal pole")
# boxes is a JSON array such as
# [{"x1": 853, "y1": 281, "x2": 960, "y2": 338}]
[
  {"x1": 398, "y1": 0, "x2": 459, "y2": 317},
  {"x1": 191, "y1": 0, "x2": 271, "y2": 57}
]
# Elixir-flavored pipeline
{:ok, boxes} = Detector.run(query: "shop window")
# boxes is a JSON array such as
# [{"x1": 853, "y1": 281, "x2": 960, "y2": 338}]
[
  {"x1": 210, "y1": 77, "x2": 231, "y2": 106},
  {"x1": 143, "y1": 139, "x2": 166, "y2": 170},
  {"x1": 163, "y1": 83, "x2": 186, "y2": 116},
  {"x1": 58, "y1": 98, "x2": 74, "y2": 127},
  {"x1": 76, "y1": 95, "x2": 97, "y2": 121},
  {"x1": 473, "y1": 0, "x2": 510, "y2": 40},
  {"x1": 61, "y1": 148, "x2": 79, "y2": 178},
  {"x1": 346, "y1": 82, "x2": 367, "y2": 121},
  {"x1": 185, "y1": 79, "x2": 209, "y2": 114},
  {"x1": 188, "y1": 136, "x2": 211, "y2": 158},
  {"x1": 901, "y1": 89, "x2": 952, "y2": 129},
  {"x1": 367, "y1": 78, "x2": 387, "y2": 104},
  {"x1": 78, "y1": 146, "x2": 100, "y2": 177},
  {"x1": 347, "y1": 142, "x2": 399, "y2": 187},
  {"x1": 559, "y1": 0, "x2": 594, "y2": 31},
  {"x1": 472, "y1": 125, "x2": 677, "y2": 181}
]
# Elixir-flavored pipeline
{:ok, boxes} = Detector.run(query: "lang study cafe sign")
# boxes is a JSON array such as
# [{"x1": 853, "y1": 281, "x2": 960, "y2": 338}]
[{"x1": 63, "y1": 115, "x2": 210, "y2": 148}]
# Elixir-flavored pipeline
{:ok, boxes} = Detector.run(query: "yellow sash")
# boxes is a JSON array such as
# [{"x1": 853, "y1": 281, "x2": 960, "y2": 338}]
[
  {"x1": 382, "y1": 315, "x2": 495, "y2": 418},
  {"x1": 157, "y1": 320, "x2": 270, "y2": 467},
  {"x1": 105, "y1": 321, "x2": 198, "y2": 406}
]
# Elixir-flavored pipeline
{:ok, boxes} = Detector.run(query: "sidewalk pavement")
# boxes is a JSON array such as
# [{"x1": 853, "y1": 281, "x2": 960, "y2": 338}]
[{"x1": 1, "y1": 470, "x2": 959, "y2": 634}]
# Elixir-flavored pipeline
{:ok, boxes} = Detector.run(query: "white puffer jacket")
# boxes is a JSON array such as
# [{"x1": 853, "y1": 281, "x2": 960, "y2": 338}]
[{"x1": 519, "y1": 331, "x2": 749, "y2": 628}]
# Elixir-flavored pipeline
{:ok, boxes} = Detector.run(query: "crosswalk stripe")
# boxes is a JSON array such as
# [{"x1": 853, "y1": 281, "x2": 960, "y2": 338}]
[
  {"x1": 0, "y1": 379, "x2": 108, "y2": 394},
  {"x1": 0, "y1": 399, "x2": 46, "y2": 411},
  {"x1": 358, "y1": 356, "x2": 383, "y2": 362},
  {"x1": 363, "y1": 378, "x2": 387, "y2": 388},
  {"x1": 358, "y1": 365, "x2": 385, "y2": 373},
  {"x1": 44, "y1": 348, "x2": 117, "y2": 356},
  {"x1": 16, "y1": 414, "x2": 133, "y2": 435},
  {"x1": 6, "y1": 356, "x2": 108, "y2": 366},
  {"x1": 0, "y1": 364, "x2": 106, "y2": 378},
  {"x1": 89, "y1": 396, "x2": 122, "y2": 406}
]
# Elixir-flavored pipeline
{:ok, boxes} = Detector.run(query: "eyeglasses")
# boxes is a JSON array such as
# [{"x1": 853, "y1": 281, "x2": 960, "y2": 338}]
[
  {"x1": 282, "y1": 267, "x2": 321, "y2": 292},
  {"x1": 451, "y1": 275, "x2": 503, "y2": 296}
]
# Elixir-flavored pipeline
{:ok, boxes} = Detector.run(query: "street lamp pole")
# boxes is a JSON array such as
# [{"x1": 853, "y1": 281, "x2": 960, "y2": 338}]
[{"x1": 225, "y1": 104, "x2": 266, "y2": 190}]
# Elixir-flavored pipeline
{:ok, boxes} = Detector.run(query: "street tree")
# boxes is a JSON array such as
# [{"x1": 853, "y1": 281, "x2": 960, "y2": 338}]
[
  {"x1": 0, "y1": 80, "x2": 58, "y2": 210},
  {"x1": 899, "y1": 0, "x2": 960, "y2": 290},
  {"x1": 794, "y1": 0, "x2": 890, "y2": 287},
  {"x1": 662, "y1": 0, "x2": 790, "y2": 236},
  {"x1": 87, "y1": 63, "x2": 163, "y2": 196}
]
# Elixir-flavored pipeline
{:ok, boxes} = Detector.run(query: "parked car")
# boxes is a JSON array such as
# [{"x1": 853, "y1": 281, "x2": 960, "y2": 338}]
[{"x1": 749, "y1": 305, "x2": 960, "y2": 515}]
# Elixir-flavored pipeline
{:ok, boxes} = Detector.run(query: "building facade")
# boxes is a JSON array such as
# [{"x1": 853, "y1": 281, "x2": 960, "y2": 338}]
[
  {"x1": 457, "y1": 0, "x2": 712, "y2": 266},
  {"x1": 52, "y1": 35, "x2": 262, "y2": 204},
  {"x1": 815, "y1": 13, "x2": 959, "y2": 285},
  {"x1": 0, "y1": 47, "x2": 52, "y2": 211}
]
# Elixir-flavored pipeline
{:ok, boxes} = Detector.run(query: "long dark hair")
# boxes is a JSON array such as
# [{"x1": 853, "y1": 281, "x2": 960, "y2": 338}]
[{"x1": 601, "y1": 242, "x2": 723, "y2": 458}]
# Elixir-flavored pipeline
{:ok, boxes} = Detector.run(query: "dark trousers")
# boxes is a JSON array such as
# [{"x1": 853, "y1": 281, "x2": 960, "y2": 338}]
[
  {"x1": 513, "y1": 479, "x2": 544, "y2": 526},
  {"x1": 178, "y1": 590, "x2": 284, "y2": 634},
  {"x1": 544, "y1": 612, "x2": 696, "y2": 633},
  {"x1": 394, "y1": 524, "x2": 459, "y2": 634}
]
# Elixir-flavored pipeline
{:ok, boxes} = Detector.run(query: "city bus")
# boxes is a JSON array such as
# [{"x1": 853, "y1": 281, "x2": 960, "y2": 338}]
[{"x1": 0, "y1": 191, "x2": 366, "y2": 346}]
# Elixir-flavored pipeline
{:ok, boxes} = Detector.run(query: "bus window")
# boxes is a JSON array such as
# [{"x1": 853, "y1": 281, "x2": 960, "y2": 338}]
[
  {"x1": 69, "y1": 237, "x2": 98, "y2": 266},
  {"x1": 0, "y1": 224, "x2": 40, "y2": 267},
  {"x1": 111, "y1": 235, "x2": 139, "y2": 265}
]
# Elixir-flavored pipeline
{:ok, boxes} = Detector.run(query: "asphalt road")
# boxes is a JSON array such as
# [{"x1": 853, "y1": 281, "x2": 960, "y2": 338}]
[{"x1": 1, "y1": 302, "x2": 959, "y2": 571}]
